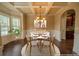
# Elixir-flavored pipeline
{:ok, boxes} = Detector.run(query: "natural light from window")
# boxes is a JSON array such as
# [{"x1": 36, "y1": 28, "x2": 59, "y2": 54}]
[{"x1": 0, "y1": 15, "x2": 10, "y2": 36}]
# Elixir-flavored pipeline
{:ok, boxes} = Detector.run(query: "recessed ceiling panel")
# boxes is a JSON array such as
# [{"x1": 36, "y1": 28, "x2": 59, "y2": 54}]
[
  {"x1": 53, "y1": 2, "x2": 67, "y2": 6},
  {"x1": 13, "y1": 2, "x2": 31, "y2": 6},
  {"x1": 32, "y1": 2, "x2": 48, "y2": 6},
  {"x1": 19, "y1": 8, "x2": 33, "y2": 14},
  {"x1": 34, "y1": 8, "x2": 46, "y2": 14},
  {"x1": 49, "y1": 8, "x2": 60, "y2": 14}
]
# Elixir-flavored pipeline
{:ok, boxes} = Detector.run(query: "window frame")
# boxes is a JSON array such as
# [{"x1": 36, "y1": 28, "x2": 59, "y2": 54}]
[
  {"x1": 0, "y1": 12, "x2": 10, "y2": 36},
  {"x1": 0, "y1": 12, "x2": 21, "y2": 36},
  {"x1": 11, "y1": 16, "x2": 21, "y2": 30}
]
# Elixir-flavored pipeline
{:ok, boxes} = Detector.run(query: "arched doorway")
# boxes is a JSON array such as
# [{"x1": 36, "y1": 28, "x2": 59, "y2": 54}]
[
  {"x1": 60, "y1": 9, "x2": 75, "y2": 54},
  {"x1": 61, "y1": 9, "x2": 75, "y2": 40},
  {"x1": 66, "y1": 10, "x2": 75, "y2": 40}
]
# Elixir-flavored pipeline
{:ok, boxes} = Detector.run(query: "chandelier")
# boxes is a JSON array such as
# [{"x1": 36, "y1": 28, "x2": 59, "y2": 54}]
[
  {"x1": 34, "y1": 6, "x2": 47, "y2": 29},
  {"x1": 36, "y1": 6, "x2": 45, "y2": 20}
]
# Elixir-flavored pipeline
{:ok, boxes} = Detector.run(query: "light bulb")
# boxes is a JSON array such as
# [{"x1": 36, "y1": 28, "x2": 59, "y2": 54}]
[
  {"x1": 36, "y1": 17, "x2": 39, "y2": 19},
  {"x1": 43, "y1": 18, "x2": 45, "y2": 20}
]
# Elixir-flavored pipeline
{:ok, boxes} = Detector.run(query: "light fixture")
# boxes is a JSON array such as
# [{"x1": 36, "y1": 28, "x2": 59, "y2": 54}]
[
  {"x1": 34, "y1": 6, "x2": 47, "y2": 29},
  {"x1": 36, "y1": 6, "x2": 45, "y2": 20}
]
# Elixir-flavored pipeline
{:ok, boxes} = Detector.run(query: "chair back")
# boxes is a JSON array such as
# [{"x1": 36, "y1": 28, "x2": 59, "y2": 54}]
[{"x1": 25, "y1": 34, "x2": 31, "y2": 42}]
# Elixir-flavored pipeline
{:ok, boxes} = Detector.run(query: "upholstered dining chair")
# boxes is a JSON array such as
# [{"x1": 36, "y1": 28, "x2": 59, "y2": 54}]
[
  {"x1": 29, "y1": 31, "x2": 52, "y2": 55},
  {"x1": 38, "y1": 32, "x2": 52, "y2": 55},
  {"x1": 25, "y1": 34, "x2": 32, "y2": 56},
  {"x1": 25, "y1": 32, "x2": 39, "y2": 56},
  {"x1": 50, "y1": 34, "x2": 56, "y2": 54},
  {"x1": 43, "y1": 32, "x2": 56, "y2": 55}
]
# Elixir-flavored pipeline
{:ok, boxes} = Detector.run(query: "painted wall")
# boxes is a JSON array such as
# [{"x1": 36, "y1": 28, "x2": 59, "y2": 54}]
[
  {"x1": 46, "y1": 14, "x2": 55, "y2": 30},
  {"x1": 73, "y1": 7, "x2": 79, "y2": 55},
  {"x1": 26, "y1": 14, "x2": 35, "y2": 30},
  {"x1": 60, "y1": 13, "x2": 66, "y2": 40}
]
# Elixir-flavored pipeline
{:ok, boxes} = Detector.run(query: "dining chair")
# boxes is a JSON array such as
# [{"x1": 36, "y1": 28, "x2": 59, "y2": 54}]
[
  {"x1": 40, "y1": 32, "x2": 52, "y2": 55},
  {"x1": 25, "y1": 34, "x2": 32, "y2": 56},
  {"x1": 50, "y1": 34, "x2": 56, "y2": 54},
  {"x1": 26, "y1": 31, "x2": 40, "y2": 56}
]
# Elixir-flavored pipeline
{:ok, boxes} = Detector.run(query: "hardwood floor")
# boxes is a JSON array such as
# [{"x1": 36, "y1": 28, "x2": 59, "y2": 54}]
[
  {"x1": 3, "y1": 38, "x2": 77, "y2": 56},
  {"x1": 54, "y1": 39, "x2": 76, "y2": 56},
  {"x1": 3, "y1": 39, "x2": 26, "y2": 56}
]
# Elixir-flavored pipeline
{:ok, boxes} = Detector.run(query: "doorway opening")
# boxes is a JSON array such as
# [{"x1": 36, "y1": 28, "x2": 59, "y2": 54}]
[
  {"x1": 66, "y1": 10, "x2": 75, "y2": 40},
  {"x1": 60, "y1": 9, "x2": 75, "y2": 54}
]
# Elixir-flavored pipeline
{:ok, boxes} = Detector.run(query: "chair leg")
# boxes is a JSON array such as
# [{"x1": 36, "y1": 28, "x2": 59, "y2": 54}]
[
  {"x1": 29, "y1": 42, "x2": 32, "y2": 56},
  {"x1": 49, "y1": 42, "x2": 51, "y2": 56},
  {"x1": 37, "y1": 40, "x2": 40, "y2": 48},
  {"x1": 26, "y1": 43, "x2": 29, "y2": 50},
  {"x1": 52, "y1": 43, "x2": 55, "y2": 54},
  {"x1": 39, "y1": 40, "x2": 42, "y2": 52}
]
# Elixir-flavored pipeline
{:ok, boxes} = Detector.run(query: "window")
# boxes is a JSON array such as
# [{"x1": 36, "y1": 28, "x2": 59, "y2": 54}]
[
  {"x1": 12, "y1": 17, "x2": 20, "y2": 30},
  {"x1": 0, "y1": 15, "x2": 10, "y2": 36},
  {"x1": 0, "y1": 13, "x2": 21, "y2": 36}
]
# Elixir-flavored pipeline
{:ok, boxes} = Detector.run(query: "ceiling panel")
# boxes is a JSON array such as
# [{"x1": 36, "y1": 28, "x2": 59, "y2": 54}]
[
  {"x1": 12, "y1": 2, "x2": 68, "y2": 15},
  {"x1": 49, "y1": 8, "x2": 60, "y2": 14},
  {"x1": 53, "y1": 2, "x2": 68, "y2": 6},
  {"x1": 19, "y1": 8, "x2": 33, "y2": 14},
  {"x1": 32, "y1": 2, "x2": 48, "y2": 6},
  {"x1": 34, "y1": 8, "x2": 45, "y2": 14},
  {"x1": 12, "y1": 2, "x2": 31, "y2": 6}
]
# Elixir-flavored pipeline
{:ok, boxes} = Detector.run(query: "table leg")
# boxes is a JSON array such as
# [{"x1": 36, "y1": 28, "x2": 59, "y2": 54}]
[
  {"x1": 37, "y1": 40, "x2": 44, "y2": 52},
  {"x1": 49, "y1": 41, "x2": 51, "y2": 56}
]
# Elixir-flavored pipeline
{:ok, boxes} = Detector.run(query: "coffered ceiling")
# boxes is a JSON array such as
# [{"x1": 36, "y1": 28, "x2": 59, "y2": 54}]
[{"x1": 11, "y1": 2, "x2": 68, "y2": 16}]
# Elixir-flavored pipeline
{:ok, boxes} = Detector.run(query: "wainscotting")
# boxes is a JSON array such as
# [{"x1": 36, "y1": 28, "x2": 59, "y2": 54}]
[
  {"x1": 1, "y1": 35, "x2": 16, "y2": 45},
  {"x1": 73, "y1": 32, "x2": 79, "y2": 55},
  {"x1": 53, "y1": 30, "x2": 61, "y2": 42},
  {"x1": 0, "y1": 46, "x2": 3, "y2": 56}
]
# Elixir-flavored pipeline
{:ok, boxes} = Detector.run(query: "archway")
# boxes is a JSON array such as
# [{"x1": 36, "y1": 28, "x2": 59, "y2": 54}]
[
  {"x1": 61, "y1": 9, "x2": 75, "y2": 40},
  {"x1": 66, "y1": 10, "x2": 75, "y2": 40},
  {"x1": 60, "y1": 9, "x2": 75, "y2": 53}
]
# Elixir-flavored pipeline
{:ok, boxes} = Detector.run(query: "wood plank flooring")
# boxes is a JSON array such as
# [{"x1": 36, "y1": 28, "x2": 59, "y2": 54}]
[{"x1": 3, "y1": 38, "x2": 77, "y2": 56}]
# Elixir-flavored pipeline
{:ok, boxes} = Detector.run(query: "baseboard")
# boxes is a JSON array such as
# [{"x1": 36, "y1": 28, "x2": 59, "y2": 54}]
[
  {"x1": 0, "y1": 46, "x2": 3, "y2": 56},
  {"x1": 72, "y1": 51, "x2": 79, "y2": 56}
]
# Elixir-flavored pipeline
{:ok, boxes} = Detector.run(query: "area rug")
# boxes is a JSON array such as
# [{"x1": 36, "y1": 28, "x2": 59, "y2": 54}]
[{"x1": 21, "y1": 42, "x2": 60, "y2": 56}]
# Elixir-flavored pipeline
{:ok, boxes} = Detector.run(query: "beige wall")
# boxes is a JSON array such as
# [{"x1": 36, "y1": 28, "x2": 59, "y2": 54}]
[
  {"x1": 73, "y1": 6, "x2": 79, "y2": 55},
  {"x1": 23, "y1": 14, "x2": 27, "y2": 30},
  {"x1": 46, "y1": 14, "x2": 55, "y2": 30},
  {"x1": 26, "y1": 14, "x2": 35, "y2": 30}
]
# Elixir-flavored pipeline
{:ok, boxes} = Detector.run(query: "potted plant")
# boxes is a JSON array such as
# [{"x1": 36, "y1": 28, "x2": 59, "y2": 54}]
[{"x1": 8, "y1": 28, "x2": 21, "y2": 38}]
